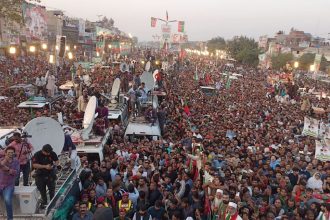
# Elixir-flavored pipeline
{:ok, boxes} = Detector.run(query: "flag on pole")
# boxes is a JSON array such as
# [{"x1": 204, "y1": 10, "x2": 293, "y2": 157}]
[
  {"x1": 166, "y1": 11, "x2": 168, "y2": 21},
  {"x1": 151, "y1": 17, "x2": 157, "y2": 27},
  {"x1": 178, "y1": 21, "x2": 185, "y2": 32},
  {"x1": 226, "y1": 75, "x2": 232, "y2": 89},
  {"x1": 194, "y1": 66, "x2": 199, "y2": 81}
]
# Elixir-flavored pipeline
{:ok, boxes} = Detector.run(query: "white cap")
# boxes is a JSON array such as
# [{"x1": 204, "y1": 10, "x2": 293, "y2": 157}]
[
  {"x1": 216, "y1": 189, "x2": 223, "y2": 194},
  {"x1": 228, "y1": 202, "x2": 237, "y2": 209},
  {"x1": 264, "y1": 147, "x2": 270, "y2": 153},
  {"x1": 186, "y1": 217, "x2": 194, "y2": 220}
]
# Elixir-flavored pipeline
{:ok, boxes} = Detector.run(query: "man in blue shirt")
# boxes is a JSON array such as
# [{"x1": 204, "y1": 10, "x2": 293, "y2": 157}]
[{"x1": 147, "y1": 200, "x2": 165, "y2": 220}]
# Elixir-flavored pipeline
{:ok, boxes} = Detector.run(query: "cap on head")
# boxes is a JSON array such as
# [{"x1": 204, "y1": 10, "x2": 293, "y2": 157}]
[{"x1": 228, "y1": 202, "x2": 237, "y2": 209}]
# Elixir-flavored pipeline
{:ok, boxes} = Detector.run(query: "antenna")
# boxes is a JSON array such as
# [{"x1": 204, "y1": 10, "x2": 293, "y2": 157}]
[
  {"x1": 81, "y1": 96, "x2": 97, "y2": 140},
  {"x1": 23, "y1": 117, "x2": 65, "y2": 155}
]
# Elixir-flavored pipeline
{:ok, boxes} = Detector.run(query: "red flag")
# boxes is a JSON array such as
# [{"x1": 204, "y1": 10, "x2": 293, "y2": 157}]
[
  {"x1": 151, "y1": 17, "x2": 157, "y2": 27},
  {"x1": 184, "y1": 105, "x2": 191, "y2": 116}
]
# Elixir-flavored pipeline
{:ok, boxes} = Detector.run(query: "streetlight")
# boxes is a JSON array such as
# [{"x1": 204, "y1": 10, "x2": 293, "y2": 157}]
[
  {"x1": 128, "y1": 33, "x2": 133, "y2": 38},
  {"x1": 41, "y1": 43, "x2": 47, "y2": 50},
  {"x1": 108, "y1": 44, "x2": 112, "y2": 49},
  {"x1": 310, "y1": 64, "x2": 315, "y2": 72},
  {"x1": 68, "y1": 52, "x2": 73, "y2": 60},
  {"x1": 9, "y1": 46, "x2": 16, "y2": 54},
  {"x1": 96, "y1": 52, "x2": 100, "y2": 57},
  {"x1": 29, "y1": 45, "x2": 36, "y2": 53},
  {"x1": 65, "y1": 46, "x2": 70, "y2": 51},
  {"x1": 73, "y1": 45, "x2": 77, "y2": 50},
  {"x1": 55, "y1": 45, "x2": 59, "y2": 51},
  {"x1": 294, "y1": 61, "x2": 299, "y2": 68},
  {"x1": 49, "y1": 55, "x2": 54, "y2": 64}
]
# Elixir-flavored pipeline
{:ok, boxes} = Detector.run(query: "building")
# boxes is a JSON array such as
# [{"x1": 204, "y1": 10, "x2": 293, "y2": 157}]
[{"x1": 46, "y1": 10, "x2": 63, "y2": 46}]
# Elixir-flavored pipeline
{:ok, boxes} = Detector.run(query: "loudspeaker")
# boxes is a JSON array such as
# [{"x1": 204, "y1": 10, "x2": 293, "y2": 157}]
[{"x1": 59, "y1": 36, "x2": 66, "y2": 58}]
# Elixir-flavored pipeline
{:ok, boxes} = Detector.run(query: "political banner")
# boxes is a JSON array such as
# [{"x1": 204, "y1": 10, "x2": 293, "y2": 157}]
[
  {"x1": 315, "y1": 140, "x2": 330, "y2": 161},
  {"x1": 320, "y1": 123, "x2": 330, "y2": 139},
  {"x1": 22, "y1": 2, "x2": 48, "y2": 41},
  {"x1": 151, "y1": 17, "x2": 157, "y2": 27},
  {"x1": 302, "y1": 117, "x2": 319, "y2": 138},
  {"x1": 161, "y1": 24, "x2": 171, "y2": 33}
]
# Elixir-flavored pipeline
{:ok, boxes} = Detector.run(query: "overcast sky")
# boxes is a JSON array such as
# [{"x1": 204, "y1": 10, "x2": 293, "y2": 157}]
[{"x1": 41, "y1": 0, "x2": 330, "y2": 41}]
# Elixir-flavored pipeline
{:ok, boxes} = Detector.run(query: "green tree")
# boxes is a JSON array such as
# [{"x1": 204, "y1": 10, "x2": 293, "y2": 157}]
[
  {"x1": 206, "y1": 37, "x2": 226, "y2": 54},
  {"x1": 227, "y1": 36, "x2": 260, "y2": 67},
  {"x1": 271, "y1": 53, "x2": 294, "y2": 70},
  {"x1": 299, "y1": 53, "x2": 315, "y2": 70},
  {"x1": 299, "y1": 53, "x2": 329, "y2": 71},
  {"x1": 0, "y1": 0, "x2": 40, "y2": 24}
]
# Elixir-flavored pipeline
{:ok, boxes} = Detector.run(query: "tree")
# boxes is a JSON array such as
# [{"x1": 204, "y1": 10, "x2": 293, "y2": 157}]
[
  {"x1": 271, "y1": 53, "x2": 294, "y2": 70},
  {"x1": 298, "y1": 53, "x2": 315, "y2": 70},
  {"x1": 206, "y1": 37, "x2": 226, "y2": 54},
  {"x1": 0, "y1": 0, "x2": 40, "y2": 25},
  {"x1": 299, "y1": 53, "x2": 329, "y2": 71},
  {"x1": 227, "y1": 36, "x2": 260, "y2": 67}
]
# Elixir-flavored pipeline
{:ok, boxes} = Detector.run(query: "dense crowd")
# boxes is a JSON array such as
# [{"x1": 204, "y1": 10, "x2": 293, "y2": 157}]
[{"x1": 1, "y1": 52, "x2": 330, "y2": 220}]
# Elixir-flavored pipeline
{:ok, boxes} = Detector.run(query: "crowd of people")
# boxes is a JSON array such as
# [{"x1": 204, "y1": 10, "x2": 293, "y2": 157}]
[{"x1": 0, "y1": 50, "x2": 330, "y2": 220}]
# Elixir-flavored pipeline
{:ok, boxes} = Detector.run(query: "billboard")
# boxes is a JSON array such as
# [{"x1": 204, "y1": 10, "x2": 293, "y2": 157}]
[{"x1": 22, "y1": 3, "x2": 48, "y2": 41}]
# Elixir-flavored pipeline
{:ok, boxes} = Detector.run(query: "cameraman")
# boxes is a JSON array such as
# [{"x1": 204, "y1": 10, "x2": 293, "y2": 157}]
[
  {"x1": 0, "y1": 132, "x2": 33, "y2": 186},
  {"x1": 32, "y1": 144, "x2": 59, "y2": 208}
]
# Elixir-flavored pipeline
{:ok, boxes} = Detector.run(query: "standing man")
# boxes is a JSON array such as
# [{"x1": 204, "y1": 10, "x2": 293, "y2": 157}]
[
  {"x1": 6, "y1": 132, "x2": 33, "y2": 186},
  {"x1": 32, "y1": 144, "x2": 59, "y2": 208},
  {"x1": 0, "y1": 146, "x2": 20, "y2": 220},
  {"x1": 46, "y1": 72, "x2": 56, "y2": 97},
  {"x1": 72, "y1": 202, "x2": 93, "y2": 220},
  {"x1": 62, "y1": 133, "x2": 78, "y2": 170}
]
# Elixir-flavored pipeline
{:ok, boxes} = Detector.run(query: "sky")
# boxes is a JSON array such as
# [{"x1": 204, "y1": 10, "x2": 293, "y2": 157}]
[{"x1": 40, "y1": 0, "x2": 330, "y2": 41}]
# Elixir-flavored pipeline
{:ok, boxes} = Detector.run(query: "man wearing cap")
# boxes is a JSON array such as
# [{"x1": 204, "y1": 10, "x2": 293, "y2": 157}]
[
  {"x1": 32, "y1": 144, "x2": 59, "y2": 208},
  {"x1": 225, "y1": 202, "x2": 242, "y2": 220},
  {"x1": 117, "y1": 192, "x2": 133, "y2": 218}
]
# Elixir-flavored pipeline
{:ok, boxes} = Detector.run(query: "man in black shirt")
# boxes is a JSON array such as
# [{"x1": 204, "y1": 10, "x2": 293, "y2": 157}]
[{"x1": 32, "y1": 144, "x2": 59, "y2": 207}]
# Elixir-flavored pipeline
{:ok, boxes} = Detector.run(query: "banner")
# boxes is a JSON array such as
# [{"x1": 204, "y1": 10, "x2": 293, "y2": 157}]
[
  {"x1": 319, "y1": 122, "x2": 330, "y2": 139},
  {"x1": 22, "y1": 2, "x2": 48, "y2": 41},
  {"x1": 172, "y1": 34, "x2": 188, "y2": 44},
  {"x1": 151, "y1": 17, "x2": 157, "y2": 27},
  {"x1": 178, "y1": 21, "x2": 185, "y2": 32},
  {"x1": 315, "y1": 139, "x2": 330, "y2": 161},
  {"x1": 302, "y1": 117, "x2": 319, "y2": 138}
]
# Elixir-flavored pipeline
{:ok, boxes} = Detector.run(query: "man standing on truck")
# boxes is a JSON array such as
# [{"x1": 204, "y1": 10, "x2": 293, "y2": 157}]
[
  {"x1": 0, "y1": 132, "x2": 33, "y2": 186},
  {"x1": 32, "y1": 144, "x2": 59, "y2": 208},
  {"x1": 0, "y1": 146, "x2": 20, "y2": 220}
]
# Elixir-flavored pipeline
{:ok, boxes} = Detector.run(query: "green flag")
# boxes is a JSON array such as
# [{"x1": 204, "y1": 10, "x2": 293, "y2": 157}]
[{"x1": 194, "y1": 66, "x2": 199, "y2": 81}]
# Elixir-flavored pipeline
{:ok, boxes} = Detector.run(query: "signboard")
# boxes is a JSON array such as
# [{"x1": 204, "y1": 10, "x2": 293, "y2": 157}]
[
  {"x1": 162, "y1": 33, "x2": 171, "y2": 39},
  {"x1": 96, "y1": 26, "x2": 114, "y2": 36}
]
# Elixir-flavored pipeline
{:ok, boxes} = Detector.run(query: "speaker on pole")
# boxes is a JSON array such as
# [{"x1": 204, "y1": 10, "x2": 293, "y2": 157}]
[{"x1": 59, "y1": 36, "x2": 66, "y2": 58}]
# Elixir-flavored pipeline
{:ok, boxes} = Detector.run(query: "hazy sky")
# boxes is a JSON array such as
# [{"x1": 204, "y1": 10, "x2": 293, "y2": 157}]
[{"x1": 41, "y1": 0, "x2": 330, "y2": 41}]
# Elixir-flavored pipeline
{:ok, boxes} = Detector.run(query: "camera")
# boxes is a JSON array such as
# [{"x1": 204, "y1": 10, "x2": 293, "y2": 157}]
[{"x1": 21, "y1": 132, "x2": 32, "y2": 138}]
